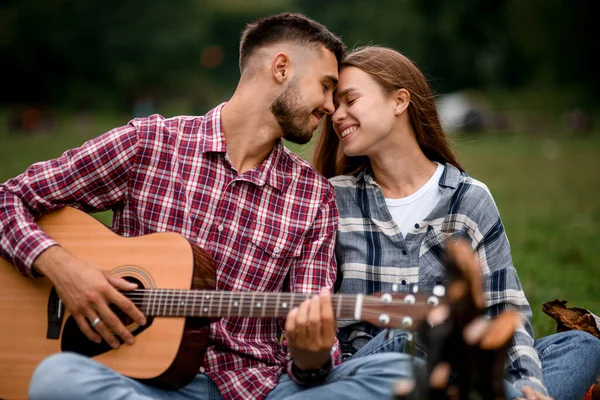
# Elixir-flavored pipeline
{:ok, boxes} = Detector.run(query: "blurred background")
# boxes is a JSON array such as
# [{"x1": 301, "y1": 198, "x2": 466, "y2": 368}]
[{"x1": 1, "y1": 0, "x2": 598, "y2": 337}]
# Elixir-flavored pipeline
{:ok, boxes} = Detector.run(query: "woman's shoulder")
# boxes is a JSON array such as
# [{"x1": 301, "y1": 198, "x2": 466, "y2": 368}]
[
  {"x1": 451, "y1": 170, "x2": 501, "y2": 222},
  {"x1": 329, "y1": 174, "x2": 358, "y2": 188}
]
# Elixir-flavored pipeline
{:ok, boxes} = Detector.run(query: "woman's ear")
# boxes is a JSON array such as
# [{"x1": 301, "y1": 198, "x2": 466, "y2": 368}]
[
  {"x1": 272, "y1": 52, "x2": 290, "y2": 83},
  {"x1": 394, "y1": 88, "x2": 411, "y2": 116}
]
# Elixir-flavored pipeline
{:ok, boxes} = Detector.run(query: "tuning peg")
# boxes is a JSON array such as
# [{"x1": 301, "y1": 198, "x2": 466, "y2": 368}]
[
  {"x1": 402, "y1": 316, "x2": 413, "y2": 328},
  {"x1": 378, "y1": 313, "x2": 391, "y2": 326},
  {"x1": 404, "y1": 294, "x2": 416, "y2": 304},
  {"x1": 381, "y1": 293, "x2": 392, "y2": 304},
  {"x1": 392, "y1": 284, "x2": 399, "y2": 292},
  {"x1": 427, "y1": 296, "x2": 440, "y2": 307},
  {"x1": 433, "y1": 285, "x2": 446, "y2": 297},
  {"x1": 412, "y1": 284, "x2": 419, "y2": 294}
]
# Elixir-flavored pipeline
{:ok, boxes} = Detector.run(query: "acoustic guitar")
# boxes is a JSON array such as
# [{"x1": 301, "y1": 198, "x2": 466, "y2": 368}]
[{"x1": 0, "y1": 206, "x2": 444, "y2": 399}]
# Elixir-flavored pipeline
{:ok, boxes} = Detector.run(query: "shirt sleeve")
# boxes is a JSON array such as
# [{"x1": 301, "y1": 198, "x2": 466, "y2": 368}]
[
  {"x1": 0, "y1": 124, "x2": 139, "y2": 277},
  {"x1": 283, "y1": 184, "x2": 342, "y2": 385},
  {"x1": 475, "y1": 190, "x2": 548, "y2": 395}
]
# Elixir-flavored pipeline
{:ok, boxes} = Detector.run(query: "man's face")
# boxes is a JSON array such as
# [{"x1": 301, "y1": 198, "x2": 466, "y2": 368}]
[{"x1": 270, "y1": 47, "x2": 338, "y2": 144}]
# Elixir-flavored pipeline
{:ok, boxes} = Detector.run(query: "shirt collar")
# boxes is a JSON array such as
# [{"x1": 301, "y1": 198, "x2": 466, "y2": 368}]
[
  {"x1": 197, "y1": 102, "x2": 228, "y2": 154},
  {"x1": 198, "y1": 103, "x2": 291, "y2": 193},
  {"x1": 356, "y1": 162, "x2": 461, "y2": 189},
  {"x1": 438, "y1": 163, "x2": 461, "y2": 189}
]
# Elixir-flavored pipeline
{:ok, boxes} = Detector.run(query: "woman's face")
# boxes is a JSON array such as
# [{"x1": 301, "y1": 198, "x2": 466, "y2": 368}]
[{"x1": 332, "y1": 66, "x2": 397, "y2": 157}]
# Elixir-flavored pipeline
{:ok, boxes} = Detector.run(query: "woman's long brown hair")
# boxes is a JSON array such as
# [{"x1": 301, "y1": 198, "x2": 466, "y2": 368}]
[{"x1": 313, "y1": 46, "x2": 464, "y2": 178}]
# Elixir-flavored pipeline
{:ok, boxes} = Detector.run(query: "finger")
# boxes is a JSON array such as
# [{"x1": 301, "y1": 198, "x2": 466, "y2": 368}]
[
  {"x1": 295, "y1": 299, "x2": 311, "y2": 343},
  {"x1": 447, "y1": 240, "x2": 485, "y2": 308},
  {"x1": 285, "y1": 307, "x2": 298, "y2": 345},
  {"x1": 479, "y1": 311, "x2": 521, "y2": 350},
  {"x1": 95, "y1": 301, "x2": 133, "y2": 347},
  {"x1": 105, "y1": 272, "x2": 138, "y2": 291},
  {"x1": 429, "y1": 361, "x2": 451, "y2": 388},
  {"x1": 393, "y1": 379, "x2": 415, "y2": 397},
  {"x1": 109, "y1": 288, "x2": 147, "y2": 326},
  {"x1": 319, "y1": 288, "x2": 335, "y2": 345},
  {"x1": 307, "y1": 294, "x2": 322, "y2": 347},
  {"x1": 463, "y1": 316, "x2": 490, "y2": 345},
  {"x1": 73, "y1": 314, "x2": 102, "y2": 343}
]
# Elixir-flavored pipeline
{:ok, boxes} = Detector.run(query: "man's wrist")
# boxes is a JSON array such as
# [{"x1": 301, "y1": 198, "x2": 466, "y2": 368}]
[{"x1": 289, "y1": 358, "x2": 332, "y2": 386}]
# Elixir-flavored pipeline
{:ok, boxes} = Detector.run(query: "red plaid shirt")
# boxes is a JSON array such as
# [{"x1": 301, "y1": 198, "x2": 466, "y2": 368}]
[{"x1": 0, "y1": 104, "x2": 340, "y2": 399}]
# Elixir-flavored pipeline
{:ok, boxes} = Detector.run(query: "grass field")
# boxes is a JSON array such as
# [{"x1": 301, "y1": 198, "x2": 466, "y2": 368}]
[{"x1": 1, "y1": 113, "x2": 598, "y2": 338}]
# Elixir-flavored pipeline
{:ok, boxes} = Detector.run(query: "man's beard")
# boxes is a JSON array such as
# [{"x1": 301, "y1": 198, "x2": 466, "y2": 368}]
[{"x1": 270, "y1": 79, "x2": 314, "y2": 145}]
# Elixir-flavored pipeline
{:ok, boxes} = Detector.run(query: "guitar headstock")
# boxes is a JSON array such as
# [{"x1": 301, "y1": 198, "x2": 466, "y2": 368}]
[{"x1": 360, "y1": 285, "x2": 447, "y2": 331}]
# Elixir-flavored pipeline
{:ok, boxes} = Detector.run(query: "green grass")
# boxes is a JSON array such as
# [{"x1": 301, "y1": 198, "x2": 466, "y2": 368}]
[{"x1": 1, "y1": 113, "x2": 598, "y2": 338}]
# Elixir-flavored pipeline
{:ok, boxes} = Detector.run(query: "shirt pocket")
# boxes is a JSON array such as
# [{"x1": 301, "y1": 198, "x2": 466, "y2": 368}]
[
  {"x1": 418, "y1": 225, "x2": 468, "y2": 286},
  {"x1": 246, "y1": 220, "x2": 303, "y2": 260}
]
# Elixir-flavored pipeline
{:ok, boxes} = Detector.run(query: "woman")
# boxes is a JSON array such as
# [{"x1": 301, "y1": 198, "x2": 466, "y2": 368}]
[{"x1": 313, "y1": 46, "x2": 600, "y2": 400}]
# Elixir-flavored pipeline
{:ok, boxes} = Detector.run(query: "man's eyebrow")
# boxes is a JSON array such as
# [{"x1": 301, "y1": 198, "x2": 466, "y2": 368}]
[{"x1": 323, "y1": 74, "x2": 339, "y2": 88}]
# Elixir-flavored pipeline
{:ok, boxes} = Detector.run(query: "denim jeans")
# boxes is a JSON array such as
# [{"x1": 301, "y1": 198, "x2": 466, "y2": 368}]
[
  {"x1": 349, "y1": 328, "x2": 600, "y2": 400},
  {"x1": 29, "y1": 351, "x2": 416, "y2": 400}
]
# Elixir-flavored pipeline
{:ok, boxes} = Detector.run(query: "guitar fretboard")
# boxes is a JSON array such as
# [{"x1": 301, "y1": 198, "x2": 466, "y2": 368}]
[{"x1": 125, "y1": 289, "x2": 359, "y2": 319}]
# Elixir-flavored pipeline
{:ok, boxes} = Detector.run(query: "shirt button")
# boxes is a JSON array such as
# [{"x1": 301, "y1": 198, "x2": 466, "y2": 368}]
[
  {"x1": 199, "y1": 366, "x2": 205, "y2": 373},
  {"x1": 273, "y1": 246, "x2": 281, "y2": 254},
  {"x1": 414, "y1": 223, "x2": 420, "y2": 229},
  {"x1": 217, "y1": 224, "x2": 224, "y2": 232},
  {"x1": 401, "y1": 250, "x2": 407, "y2": 256}
]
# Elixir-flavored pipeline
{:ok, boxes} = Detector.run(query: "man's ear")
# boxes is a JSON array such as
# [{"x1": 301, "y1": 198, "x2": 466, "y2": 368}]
[
  {"x1": 272, "y1": 52, "x2": 290, "y2": 84},
  {"x1": 393, "y1": 88, "x2": 411, "y2": 116}
]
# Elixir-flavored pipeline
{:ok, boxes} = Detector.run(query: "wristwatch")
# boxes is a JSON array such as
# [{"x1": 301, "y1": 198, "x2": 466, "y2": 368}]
[{"x1": 290, "y1": 359, "x2": 332, "y2": 386}]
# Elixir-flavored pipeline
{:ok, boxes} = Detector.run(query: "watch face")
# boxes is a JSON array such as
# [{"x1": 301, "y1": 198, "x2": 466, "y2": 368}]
[{"x1": 291, "y1": 360, "x2": 331, "y2": 384}]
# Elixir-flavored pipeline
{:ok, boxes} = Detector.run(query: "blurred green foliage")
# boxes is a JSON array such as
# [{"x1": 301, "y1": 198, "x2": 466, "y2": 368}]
[{"x1": 1, "y1": 0, "x2": 598, "y2": 113}]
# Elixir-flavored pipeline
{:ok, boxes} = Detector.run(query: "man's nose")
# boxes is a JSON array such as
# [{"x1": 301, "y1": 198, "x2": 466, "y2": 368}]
[{"x1": 323, "y1": 93, "x2": 335, "y2": 115}]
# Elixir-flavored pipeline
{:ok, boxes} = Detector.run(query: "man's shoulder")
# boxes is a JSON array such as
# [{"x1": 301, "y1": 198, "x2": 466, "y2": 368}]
[
  {"x1": 281, "y1": 146, "x2": 335, "y2": 196},
  {"x1": 130, "y1": 114, "x2": 203, "y2": 133}
]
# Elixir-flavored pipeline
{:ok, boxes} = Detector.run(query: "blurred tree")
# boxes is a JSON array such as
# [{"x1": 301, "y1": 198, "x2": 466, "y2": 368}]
[{"x1": 0, "y1": 0, "x2": 597, "y2": 110}]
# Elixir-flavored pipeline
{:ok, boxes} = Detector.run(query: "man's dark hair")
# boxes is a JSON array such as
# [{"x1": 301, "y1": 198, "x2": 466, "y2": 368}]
[{"x1": 239, "y1": 13, "x2": 345, "y2": 72}]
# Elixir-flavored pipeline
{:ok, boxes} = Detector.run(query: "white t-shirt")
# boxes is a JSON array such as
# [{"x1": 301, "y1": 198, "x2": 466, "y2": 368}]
[{"x1": 384, "y1": 162, "x2": 444, "y2": 238}]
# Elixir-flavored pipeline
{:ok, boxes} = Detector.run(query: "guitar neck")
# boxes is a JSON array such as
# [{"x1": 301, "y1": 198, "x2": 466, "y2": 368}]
[{"x1": 125, "y1": 289, "x2": 361, "y2": 319}]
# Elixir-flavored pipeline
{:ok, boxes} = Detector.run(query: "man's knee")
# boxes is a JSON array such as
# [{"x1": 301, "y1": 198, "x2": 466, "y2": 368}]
[
  {"x1": 346, "y1": 352, "x2": 418, "y2": 377},
  {"x1": 29, "y1": 352, "x2": 89, "y2": 399}
]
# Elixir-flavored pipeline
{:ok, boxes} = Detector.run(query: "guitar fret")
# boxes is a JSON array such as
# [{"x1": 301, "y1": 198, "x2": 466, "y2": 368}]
[
  {"x1": 204, "y1": 294, "x2": 211, "y2": 315},
  {"x1": 238, "y1": 292, "x2": 244, "y2": 316},
  {"x1": 249, "y1": 293, "x2": 256, "y2": 317},
  {"x1": 199, "y1": 291, "x2": 206, "y2": 316},
  {"x1": 217, "y1": 292, "x2": 224, "y2": 317},
  {"x1": 336, "y1": 294, "x2": 343, "y2": 319},
  {"x1": 275, "y1": 292, "x2": 281, "y2": 317},
  {"x1": 178, "y1": 290, "x2": 184, "y2": 316},
  {"x1": 261, "y1": 293, "x2": 268, "y2": 317},
  {"x1": 226, "y1": 292, "x2": 233, "y2": 317}
]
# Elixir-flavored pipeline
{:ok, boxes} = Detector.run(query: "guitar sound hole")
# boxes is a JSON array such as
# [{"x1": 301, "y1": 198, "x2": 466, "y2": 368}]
[
  {"x1": 60, "y1": 276, "x2": 154, "y2": 357},
  {"x1": 113, "y1": 276, "x2": 145, "y2": 326}
]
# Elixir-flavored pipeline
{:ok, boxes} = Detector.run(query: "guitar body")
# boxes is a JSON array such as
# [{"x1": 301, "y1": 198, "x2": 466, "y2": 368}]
[{"x1": 0, "y1": 207, "x2": 216, "y2": 399}]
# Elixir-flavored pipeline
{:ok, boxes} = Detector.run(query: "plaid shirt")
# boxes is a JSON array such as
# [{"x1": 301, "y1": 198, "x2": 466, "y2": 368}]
[
  {"x1": 0, "y1": 104, "x2": 340, "y2": 400},
  {"x1": 331, "y1": 163, "x2": 547, "y2": 395}
]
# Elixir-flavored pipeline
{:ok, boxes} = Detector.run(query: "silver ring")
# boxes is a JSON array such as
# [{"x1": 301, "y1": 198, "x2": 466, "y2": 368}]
[{"x1": 90, "y1": 317, "x2": 101, "y2": 328}]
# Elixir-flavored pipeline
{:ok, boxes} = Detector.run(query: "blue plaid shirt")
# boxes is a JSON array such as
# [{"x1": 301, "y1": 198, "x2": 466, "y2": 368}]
[{"x1": 331, "y1": 163, "x2": 547, "y2": 394}]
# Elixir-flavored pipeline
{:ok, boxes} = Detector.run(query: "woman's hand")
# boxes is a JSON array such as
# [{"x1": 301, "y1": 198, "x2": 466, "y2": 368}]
[
  {"x1": 516, "y1": 386, "x2": 553, "y2": 400},
  {"x1": 285, "y1": 287, "x2": 336, "y2": 370}
]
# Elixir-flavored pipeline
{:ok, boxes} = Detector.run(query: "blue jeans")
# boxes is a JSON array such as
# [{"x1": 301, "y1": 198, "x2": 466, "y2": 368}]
[
  {"x1": 351, "y1": 328, "x2": 600, "y2": 400},
  {"x1": 29, "y1": 351, "x2": 415, "y2": 400}
]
